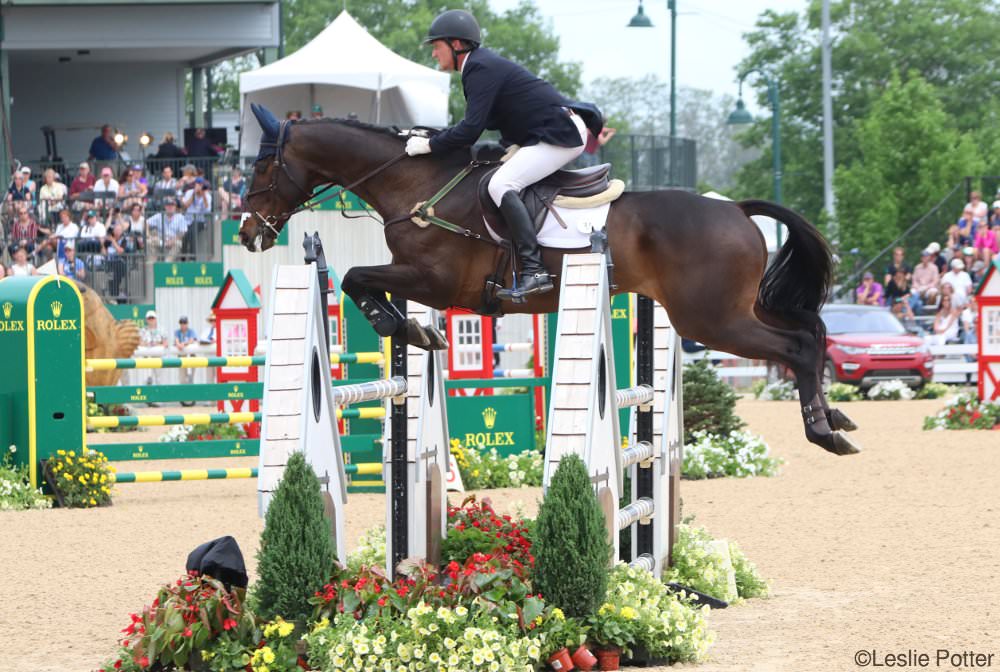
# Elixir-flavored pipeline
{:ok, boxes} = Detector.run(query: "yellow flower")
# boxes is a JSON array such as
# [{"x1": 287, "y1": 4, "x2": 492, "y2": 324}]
[
  {"x1": 551, "y1": 608, "x2": 565, "y2": 621},
  {"x1": 262, "y1": 647, "x2": 275, "y2": 664},
  {"x1": 620, "y1": 606, "x2": 637, "y2": 620},
  {"x1": 64, "y1": 473, "x2": 73, "y2": 481},
  {"x1": 276, "y1": 620, "x2": 294, "y2": 638},
  {"x1": 78, "y1": 476, "x2": 87, "y2": 484},
  {"x1": 68, "y1": 451, "x2": 75, "y2": 457},
  {"x1": 598, "y1": 603, "x2": 615, "y2": 616},
  {"x1": 57, "y1": 450, "x2": 66, "y2": 456},
  {"x1": 89, "y1": 498, "x2": 97, "y2": 506}
]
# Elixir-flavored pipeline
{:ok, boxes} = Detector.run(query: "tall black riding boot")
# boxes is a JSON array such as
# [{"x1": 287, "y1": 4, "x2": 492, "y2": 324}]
[{"x1": 495, "y1": 191, "x2": 553, "y2": 301}]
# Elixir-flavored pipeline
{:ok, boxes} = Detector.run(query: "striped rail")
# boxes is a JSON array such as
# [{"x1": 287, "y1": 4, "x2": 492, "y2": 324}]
[
  {"x1": 615, "y1": 384, "x2": 655, "y2": 409},
  {"x1": 86, "y1": 351, "x2": 383, "y2": 371},
  {"x1": 111, "y1": 462, "x2": 383, "y2": 484},
  {"x1": 617, "y1": 497, "x2": 655, "y2": 531},
  {"x1": 330, "y1": 376, "x2": 407, "y2": 405},
  {"x1": 88, "y1": 407, "x2": 383, "y2": 428}
]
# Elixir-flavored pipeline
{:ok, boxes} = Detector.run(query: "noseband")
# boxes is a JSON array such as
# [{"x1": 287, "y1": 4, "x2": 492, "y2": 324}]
[{"x1": 243, "y1": 120, "x2": 409, "y2": 241}]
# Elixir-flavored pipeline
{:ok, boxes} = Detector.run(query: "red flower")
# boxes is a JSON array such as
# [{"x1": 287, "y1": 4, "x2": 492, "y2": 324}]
[
  {"x1": 223, "y1": 618, "x2": 238, "y2": 631},
  {"x1": 377, "y1": 596, "x2": 388, "y2": 607},
  {"x1": 396, "y1": 585, "x2": 410, "y2": 597},
  {"x1": 137, "y1": 656, "x2": 149, "y2": 668},
  {"x1": 113, "y1": 660, "x2": 122, "y2": 670},
  {"x1": 182, "y1": 627, "x2": 193, "y2": 638}
]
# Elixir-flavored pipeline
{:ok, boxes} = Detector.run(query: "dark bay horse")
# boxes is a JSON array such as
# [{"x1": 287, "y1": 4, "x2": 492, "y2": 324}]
[{"x1": 239, "y1": 107, "x2": 860, "y2": 456}]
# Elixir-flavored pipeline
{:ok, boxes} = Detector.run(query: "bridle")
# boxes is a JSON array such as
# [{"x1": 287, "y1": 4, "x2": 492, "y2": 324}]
[{"x1": 243, "y1": 119, "x2": 407, "y2": 240}]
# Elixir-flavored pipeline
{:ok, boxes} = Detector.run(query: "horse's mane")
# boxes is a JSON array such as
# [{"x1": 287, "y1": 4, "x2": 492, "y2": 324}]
[{"x1": 303, "y1": 117, "x2": 415, "y2": 140}]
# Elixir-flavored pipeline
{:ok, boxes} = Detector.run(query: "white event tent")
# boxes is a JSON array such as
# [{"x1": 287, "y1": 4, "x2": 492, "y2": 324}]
[{"x1": 239, "y1": 10, "x2": 450, "y2": 157}]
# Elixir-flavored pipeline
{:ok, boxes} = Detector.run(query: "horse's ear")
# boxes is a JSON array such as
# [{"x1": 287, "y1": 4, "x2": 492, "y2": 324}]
[{"x1": 251, "y1": 103, "x2": 280, "y2": 139}]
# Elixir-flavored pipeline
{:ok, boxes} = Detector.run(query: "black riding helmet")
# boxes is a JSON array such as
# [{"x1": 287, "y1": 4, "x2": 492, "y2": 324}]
[{"x1": 425, "y1": 9, "x2": 481, "y2": 70}]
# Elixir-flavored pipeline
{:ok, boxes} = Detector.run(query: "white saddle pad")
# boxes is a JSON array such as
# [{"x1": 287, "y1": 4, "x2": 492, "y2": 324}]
[{"x1": 484, "y1": 202, "x2": 612, "y2": 250}]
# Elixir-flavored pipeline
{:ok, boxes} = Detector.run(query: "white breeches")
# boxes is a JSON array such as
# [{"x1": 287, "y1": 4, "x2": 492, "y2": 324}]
[{"x1": 487, "y1": 112, "x2": 588, "y2": 206}]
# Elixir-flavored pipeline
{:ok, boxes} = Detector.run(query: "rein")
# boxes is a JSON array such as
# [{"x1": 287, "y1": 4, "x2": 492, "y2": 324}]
[{"x1": 245, "y1": 119, "x2": 408, "y2": 238}]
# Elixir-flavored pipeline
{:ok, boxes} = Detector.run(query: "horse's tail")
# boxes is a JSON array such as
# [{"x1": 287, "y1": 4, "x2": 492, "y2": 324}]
[{"x1": 738, "y1": 199, "x2": 832, "y2": 345}]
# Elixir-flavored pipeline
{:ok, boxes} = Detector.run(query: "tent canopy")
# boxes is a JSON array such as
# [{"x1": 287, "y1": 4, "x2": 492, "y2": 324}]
[
  {"x1": 702, "y1": 190, "x2": 785, "y2": 253},
  {"x1": 240, "y1": 11, "x2": 450, "y2": 156}
]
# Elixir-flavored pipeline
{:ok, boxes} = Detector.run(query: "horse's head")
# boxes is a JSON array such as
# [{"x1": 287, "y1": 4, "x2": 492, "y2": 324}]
[{"x1": 240, "y1": 103, "x2": 313, "y2": 252}]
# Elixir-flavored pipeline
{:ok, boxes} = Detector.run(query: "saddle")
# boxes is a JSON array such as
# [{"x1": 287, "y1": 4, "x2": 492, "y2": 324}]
[{"x1": 478, "y1": 162, "x2": 625, "y2": 235}]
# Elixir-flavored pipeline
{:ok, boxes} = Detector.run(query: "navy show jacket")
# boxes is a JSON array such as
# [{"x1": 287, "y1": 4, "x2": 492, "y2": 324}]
[{"x1": 429, "y1": 47, "x2": 602, "y2": 153}]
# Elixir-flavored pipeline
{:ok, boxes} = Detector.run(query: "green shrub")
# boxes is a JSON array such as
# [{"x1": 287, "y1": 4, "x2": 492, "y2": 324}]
[
  {"x1": 758, "y1": 380, "x2": 796, "y2": 400},
  {"x1": 916, "y1": 382, "x2": 950, "y2": 400},
  {"x1": 827, "y1": 383, "x2": 861, "y2": 402},
  {"x1": 532, "y1": 454, "x2": 612, "y2": 618},
  {"x1": 255, "y1": 452, "x2": 336, "y2": 622},
  {"x1": 682, "y1": 359, "x2": 745, "y2": 443}
]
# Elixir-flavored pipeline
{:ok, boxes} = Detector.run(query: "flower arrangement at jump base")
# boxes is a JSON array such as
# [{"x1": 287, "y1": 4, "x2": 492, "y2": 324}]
[
  {"x1": 449, "y1": 438, "x2": 543, "y2": 489},
  {"x1": 0, "y1": 445, "x2": 50, "y2": 511},
  {"x1": 42, "y1": 448, "x2": 114, "y2": 508},
  {"x1": 100, "y1": 453, "x2": 771, "y2": 671},
  {"x1": 923, "y1": 393, "x2": 1000, "y2": 430}
]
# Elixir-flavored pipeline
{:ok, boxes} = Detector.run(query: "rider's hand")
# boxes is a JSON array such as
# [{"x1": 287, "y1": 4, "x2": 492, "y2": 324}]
[{"x1": 405, "y1": 136, "x2": 432, "y2": 157}]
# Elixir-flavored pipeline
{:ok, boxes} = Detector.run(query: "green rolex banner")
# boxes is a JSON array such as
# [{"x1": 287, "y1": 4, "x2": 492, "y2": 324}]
[
  {"x1": 154, "y1": 262, "x2": 224, "y2": 288},
  {"x1": 222, "y1": 219, "x2": 289, "y2": 246},
  {"x1": 106, "y1": 303, "x2": 156, "y2": 326}
]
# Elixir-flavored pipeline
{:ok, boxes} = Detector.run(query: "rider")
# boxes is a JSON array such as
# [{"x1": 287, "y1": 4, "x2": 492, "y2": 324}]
[{"x1": 406, "y1": 9, "x2": 603, "y2": 301}]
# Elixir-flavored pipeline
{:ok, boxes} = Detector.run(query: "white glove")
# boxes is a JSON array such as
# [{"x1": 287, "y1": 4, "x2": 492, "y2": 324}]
[{"x1": 405, "y1": 136, "x2": 432, "y2": 156}]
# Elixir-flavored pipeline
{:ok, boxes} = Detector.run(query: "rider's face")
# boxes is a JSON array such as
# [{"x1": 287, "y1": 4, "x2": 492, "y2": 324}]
[{"x1": 431, "y1": 40, "x2": 456, "y2": 71}]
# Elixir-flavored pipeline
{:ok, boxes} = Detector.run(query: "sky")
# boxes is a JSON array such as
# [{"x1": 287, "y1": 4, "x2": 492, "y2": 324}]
[{"x1": 488, "y1": 0, "x2": 807, "y2": 101}]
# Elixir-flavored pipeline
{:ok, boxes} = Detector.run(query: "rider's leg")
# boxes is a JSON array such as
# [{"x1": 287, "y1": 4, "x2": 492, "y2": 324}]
[{"x1": 492, "y1": 114, "x2": 586, "y2": 299}]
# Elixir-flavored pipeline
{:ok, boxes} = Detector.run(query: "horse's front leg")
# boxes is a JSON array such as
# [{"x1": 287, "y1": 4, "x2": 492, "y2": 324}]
[{"x1": 341, "y1": 264, "x2": 449, "y2": 351}]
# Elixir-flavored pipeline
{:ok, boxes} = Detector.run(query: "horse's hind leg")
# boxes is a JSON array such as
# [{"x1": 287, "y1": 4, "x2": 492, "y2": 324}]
[{"x1": 701, "y1": 314, "x2": 861, "y2": 456}]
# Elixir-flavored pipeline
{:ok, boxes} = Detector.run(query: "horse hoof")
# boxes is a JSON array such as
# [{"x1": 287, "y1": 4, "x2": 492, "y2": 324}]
[
  {"x1": 425, "y1": 327, "x2": 450, "y2": 351},
  {"x1": 827, "y1": 430, "x2": 861, "y2": 456},
  {"x1": 828, "y1": 408, "x2": 859, "y2": 432},
  {"x1": 404, "y1": 319, "x2": 432, "y2": 350}
]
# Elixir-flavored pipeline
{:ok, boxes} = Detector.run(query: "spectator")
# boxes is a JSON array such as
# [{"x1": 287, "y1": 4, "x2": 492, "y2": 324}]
[
  {"x1": 925, "y1": 241, "x2": 946, "y2": 275},
  {"x1": 6, "y1": 170, "x2": 32, "y2": 203},
  {"x1": 885, "y1": 268, "x2": 916, "y2": 322},
  {"x1": 970, "y1": 259, "x2": 987, "y2": 284},
  {"x1": 961, "y1": 297, "x2": 978, "y2": 345},
  {"x1": 950, "y1": 206, "x2": 977, "y2": 248},
  {"x1": 990, "y1": 201, "x2": 1000, "y2": 229},
  {"x1": 579, "y1": 126, "x2": 617, "y2": 167},
  {"x1": 103, "y1": 221, "x2": 128, "y2": 299},
  {"x1": 8, "y1": 208, "x2": 39, "y2": 256},
  {"x1": 965, "y1": 190, "x2": 989, "y2": 220},
  {"x1": 154, "y1": 132, "x2": 185, "y2": 160},
  {"x1": 310, "y1": 104, "x2": 324, "y2": 120},
  {"x1": 925, "y1": 294, "x2": 959, "y2": 347},
  {"x1": 182, "y1": 177, "x2": 212, "y2": 227},
  {"x1": 139, "y1": 311, "x2": 167, "y2": 348},
  {"x1": 123, "y1": 202, "x2": 146, "y2": 251},
  {"x1": 974, "y1": 220, "x2": 997, "y2": 265},
  {"x1": 42, "y1": 208, "x2": 79, "y2": 259},
  {"x1": 285, "y1": 110, "x2": 302, "y2": 121},
  {"x1": 174, "y1": 315, "x2": 198, "y2": 348},
  {"x1": 185, "y1": 128, "x2": 219, "y2": 158},
  {"x1": 117, "y1": 167, "x2": 147, "y2": 210},
  {"x1": 199, "y1": 314, "x2": 217, "y2": 346},
  {"x1": 176, "y1": 164, "x2": 199, "y2": 195},
  {"x1": 911, "y1": 249, "x2": 940, "y2": 307},
  {"x1": 147, "y1": 197, "x2": 187, "y2": 259},
  {"x1": 9, "y1": 245, "x2": 37, "y2": 276},
  {"x1": 77, "y1": 210, "x2": 107, "y2": 253},
  {"x1": 131, "y1": 164, "x2": 148, "y2": 188},
  {"x1": 58, "y1": 242, "x2": 86, "y2": 281},
  {"x1": 883, "y1": 246, "x2": 911, "y2": 286},
  {"x1": 69, "y1": 162, "x2": 96, "y2": 211},
  {"x1": 962, "y1": 246, "x2": 977, "y2": 275},
  {"x1": 37, "y1": 168, "x2": 67, "y2": 225},
  {"x1": 88, "y1": 124, "x2": 119, "y2": 162},
  {"x1": 92, "y1": 167, "x2": 120, "y2": 212},
  {"x1": 0, "y1": 262, "x2": 6, "y2": 279},
  {"x1": 19, "y1": 167, "x2": 36, "y2": 195},
  {"x1": 218, "y1": 166, "x2": 244, "y2": 215},
  {"x1": 855, "y1": 271, "x2": 884, "y2": 306},
  {"x1": 941, "y1": 258, "x2": 973, "y2": 308}
]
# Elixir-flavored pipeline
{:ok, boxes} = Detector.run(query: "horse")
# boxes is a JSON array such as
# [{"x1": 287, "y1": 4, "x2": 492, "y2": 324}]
[{"x1": 239, "y1": 104, "x2": 860, "y2": 456}]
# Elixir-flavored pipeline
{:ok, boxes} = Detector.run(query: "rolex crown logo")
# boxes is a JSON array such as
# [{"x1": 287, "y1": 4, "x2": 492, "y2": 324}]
[
  {"x1": 136, "y1": 388, "x2": 142, "y2": 395},
  {"x1": 482, "y1": 406, "x2": 497, "y2": 430},
  {"x1": 51, "y1": 301, "x2": 63, "y2": 318},
  {"x1": 2, "y1": 302, "x2": 11, "y2": 319},
  {"x1": 171, "y1": 264, "x2": 178, "y2": 276},
  {"x1": 201, "y1": 263, "x2": 207, "y2": 275}
]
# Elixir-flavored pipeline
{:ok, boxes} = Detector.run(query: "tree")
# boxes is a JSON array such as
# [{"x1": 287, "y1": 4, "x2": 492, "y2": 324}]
[
  {"x1": 733, "y1": 0, "x2": 1000, "y2": 243},
  {"x1": 835, "y1": 72, "x2": 983, "y2": 259},
  {"x1": 585, "y1": 76, "x2": 756, "y2": 191}
]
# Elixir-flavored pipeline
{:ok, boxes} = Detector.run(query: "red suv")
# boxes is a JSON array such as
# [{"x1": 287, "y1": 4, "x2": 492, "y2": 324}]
[{"x1": 822, "y1": 305, "x2": 934, "y2": 389}]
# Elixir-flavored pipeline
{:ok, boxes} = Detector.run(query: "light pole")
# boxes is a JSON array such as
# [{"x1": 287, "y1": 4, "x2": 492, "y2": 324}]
[
  {"x1": 728, "y1": 70, "x2": 782, "y2": 245},
  {"x1": 628, "y1": 0, "x2": 677, "y2": 185},
  {"x1": 728, "y1": 70, "x2": 782, "y2": 204}
]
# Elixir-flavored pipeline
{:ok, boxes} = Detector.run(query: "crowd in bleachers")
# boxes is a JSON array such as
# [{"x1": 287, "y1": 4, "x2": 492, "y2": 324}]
[
  {"x1": 0, "y1": 127, "x2": 246, "y2": 300},
  {"x1": 855, "y1": 190, "x2": 999, "y2": 347}
]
